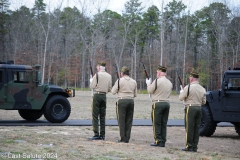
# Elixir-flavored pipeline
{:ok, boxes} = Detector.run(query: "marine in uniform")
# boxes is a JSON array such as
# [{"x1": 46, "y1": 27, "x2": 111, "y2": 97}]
[
  {"x1": 88, "y1": 61, "x2": 112, "y2": 140},
  {"x1": 111, "y1": 66, "x2": 137, "y2": 143},
  {"x1": 179, "y1": 70, "x2": 206, "y2": 152},
  {"x1": 146, "y1": 65, "x2": 173, "y2": 147}
]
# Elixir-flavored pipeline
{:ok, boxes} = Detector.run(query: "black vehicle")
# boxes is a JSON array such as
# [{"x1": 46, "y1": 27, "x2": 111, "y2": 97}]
[{"x1": 200, "y1": 68, "x2": 240, "y2": 136}]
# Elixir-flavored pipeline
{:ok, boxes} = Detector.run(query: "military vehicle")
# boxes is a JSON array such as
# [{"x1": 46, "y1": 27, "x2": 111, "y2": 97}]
[
  {"x1": 0, "y1": 60, "x2": 75, "y2": 123},
  {"x1": 200, "y1": 68, "x2": 240, "y2": 136}
]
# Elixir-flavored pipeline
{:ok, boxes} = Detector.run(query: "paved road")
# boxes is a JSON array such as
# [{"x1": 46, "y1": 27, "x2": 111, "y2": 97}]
[{"x1": 0, "y1": 119, "x2": 233, "y2": 127}]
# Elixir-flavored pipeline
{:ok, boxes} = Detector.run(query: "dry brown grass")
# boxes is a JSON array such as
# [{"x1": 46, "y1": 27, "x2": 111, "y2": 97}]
[
  {"x1": 0, "y1": 91, "x2": 184, "y2": 121},
  {"x1": 0, "y1": 91, "x2": 239, "y2": 160}
]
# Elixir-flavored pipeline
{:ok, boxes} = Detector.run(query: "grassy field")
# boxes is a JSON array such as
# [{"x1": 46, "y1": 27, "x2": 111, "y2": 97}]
[
  {"x1": 0, "y1": 91, "x2": 185, "y2": 121},
  {"x1": 0, "y1": 91, "x2": 239, "y2": 160}
]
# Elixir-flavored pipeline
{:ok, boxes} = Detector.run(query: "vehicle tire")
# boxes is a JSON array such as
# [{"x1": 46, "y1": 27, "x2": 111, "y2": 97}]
[
  {"x1": 43, "y1": 95, "x2": 71, "y2": 123},
  {"x1": 18, "y1": 110, "x2": 43, "y2": 121},
  {"x1": 233, "y1": 123, "x2": 240, "y2": 136},
  {"x1": 200, "y1": 105, "x2": 217, "y2": 137}
]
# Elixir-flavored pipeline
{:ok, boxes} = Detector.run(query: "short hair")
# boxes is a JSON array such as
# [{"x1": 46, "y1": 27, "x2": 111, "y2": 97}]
[{"x1": 99, "y1": 66, "x2": 105, "y2": 70}]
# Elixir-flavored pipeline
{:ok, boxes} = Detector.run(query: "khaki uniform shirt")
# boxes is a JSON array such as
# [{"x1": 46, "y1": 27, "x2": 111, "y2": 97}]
[
  {"x1": 90, "y1": 69, "x2": 112, "y2": 93},
  {"x1": 147, "y1": 76, "x2": 173, "y2": 102},
  {"x1": 112, "y1": 75, "x2": 137, "y2": 99},
  {"x1": 179, "y1": 81, "x2": 206, "y2": 106}
]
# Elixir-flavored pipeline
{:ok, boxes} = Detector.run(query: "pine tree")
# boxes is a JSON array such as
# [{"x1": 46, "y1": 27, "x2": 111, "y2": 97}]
[{"x1": 0, "y1": 0, "x2": 10, "y2": 59}]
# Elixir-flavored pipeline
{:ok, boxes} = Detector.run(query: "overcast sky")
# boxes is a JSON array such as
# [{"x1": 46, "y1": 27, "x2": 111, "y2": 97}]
[{"x1": 9, "y1": 0, "x2": 240, "y2": 15}]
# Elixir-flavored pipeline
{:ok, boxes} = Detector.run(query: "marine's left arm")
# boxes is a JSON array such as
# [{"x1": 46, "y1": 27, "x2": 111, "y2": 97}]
[{"x1": 111, "y1": 80, "x2": 118, "y2": 95}]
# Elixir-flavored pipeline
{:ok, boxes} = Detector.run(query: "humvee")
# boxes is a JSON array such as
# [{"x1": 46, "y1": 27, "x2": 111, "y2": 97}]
[
  {"x1": 0, "y1": 60, "x2": 75, "y2": 123},
  {"x1": 200, "y1": 68, "x2": 240, "y2": 136}
]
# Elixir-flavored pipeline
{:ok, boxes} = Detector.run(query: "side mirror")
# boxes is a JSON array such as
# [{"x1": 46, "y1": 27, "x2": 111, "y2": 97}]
[{"x1": 221, "y1": 81, "x2": 228, "y2": 91}]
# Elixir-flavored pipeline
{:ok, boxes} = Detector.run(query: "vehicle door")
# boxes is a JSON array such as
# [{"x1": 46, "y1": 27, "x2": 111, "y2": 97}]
[
  {"x1": 0, "y1": 69, "x2": 6, "y2": 106},
  {"x1": 7, "y1": 69, "x2": 34, "y2": 109}
]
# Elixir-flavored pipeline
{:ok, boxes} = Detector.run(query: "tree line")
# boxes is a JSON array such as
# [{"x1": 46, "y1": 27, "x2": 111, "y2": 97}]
[{"x1": 0, "y1": 0, "x2": 240, "y2": 92}]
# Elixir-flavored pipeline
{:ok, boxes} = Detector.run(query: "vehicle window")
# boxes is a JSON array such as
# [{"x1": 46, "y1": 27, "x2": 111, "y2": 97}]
[
  {"x1": 228, "y1": 78, "x2": 240, "y2": 90},
  {"x1": 14, "y1": 71, "x2": 29, "y2": 83}
]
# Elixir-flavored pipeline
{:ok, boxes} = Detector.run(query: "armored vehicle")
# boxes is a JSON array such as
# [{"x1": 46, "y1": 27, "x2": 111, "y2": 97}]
[
  {"x1": 0, "y1": 60, "x2": 75, "y2": 123},
  {"x1": 200, "y1": 68, "x2": 240, "y2": 136}
]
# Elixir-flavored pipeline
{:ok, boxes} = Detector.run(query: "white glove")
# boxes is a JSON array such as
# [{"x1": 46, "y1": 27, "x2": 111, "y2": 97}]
[
  {"x1": 180, "y1": 89, "x2": 184, "y2": 93},
  {"x1": 180, "y1": 85, "x2": 183, "y2": 90},
  {"x1": 146, "y1": 78, "x2": 152, "y2": 85},
  {"x1": 90, "y1": 78, "x2": 93, "y2": 83}
]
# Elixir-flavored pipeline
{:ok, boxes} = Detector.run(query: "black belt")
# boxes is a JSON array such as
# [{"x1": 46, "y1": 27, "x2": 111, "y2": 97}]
[
  {"x1": 185, "y1": 104, "x2": 201, "y2": 107},
  {"x1": 153, "y1": 100, "x2": 168, "y2": 102},
  {"x1": 94, "y1": 91, "x2": 106, "y2": 94}
]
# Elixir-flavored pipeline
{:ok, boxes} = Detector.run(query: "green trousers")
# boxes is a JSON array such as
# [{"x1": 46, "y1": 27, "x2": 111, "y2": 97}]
[
  {"x1": 116, "y1": 99, "x2": 134, "y2": 143},
  {"x1": 91, "y1": 94, "x2": 106, "y2": 136},
  {"x1": 151, "y1": 102, "x2": 170, "y2": 144},
  {"x1": 185, "y1": 106, "x2": 202, "y2": 151},
  {"x1": 184, "y1": 107, "x2": 186, "y2": 129}
]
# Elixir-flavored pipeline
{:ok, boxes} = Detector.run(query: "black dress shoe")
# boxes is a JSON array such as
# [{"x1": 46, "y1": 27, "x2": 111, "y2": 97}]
[
  {"x1": 88, "y1": 135, "x2": 100, "y2": 140},
  {"x1": 182, "y1": 148, "x2": 195, "y2": 152},
  {"x1": 116, "y1": 140, "x2": 128, "y2": 143},
  {"x1": 192, "y1": 148, "x2": 197, "y2": 152},
  {"x1": 150, "y1": 142, "x2": 165, "y2": 147},
  {"x1": 99, "y1": 136, "x2": 105, "y2": 140},
  {"x1": 159, "y1": 142, "x2": 165, "y2": 147},
  {"x1": 150, "y1": 142, "x2": 160, "y2": 147}
]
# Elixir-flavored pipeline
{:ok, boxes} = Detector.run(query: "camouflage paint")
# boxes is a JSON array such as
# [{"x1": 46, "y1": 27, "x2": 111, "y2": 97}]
[{"x1": 0, "y1": 63, "x2": 73, "y2": 110}]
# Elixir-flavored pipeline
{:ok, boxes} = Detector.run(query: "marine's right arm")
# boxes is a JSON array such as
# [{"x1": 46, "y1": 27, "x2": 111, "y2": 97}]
[
  {"x1": 111, "y1": 80, "x2": 118, "y2": 95},
  {"x1": 147, "y1": 79, "x2": 155, "y2": 94},
  {"x1": 179, "y1": 86, "x2": 187, "y2": 101},
  {"x1": 90, "y1": 74, "x2": 97, "y2": 89}
]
